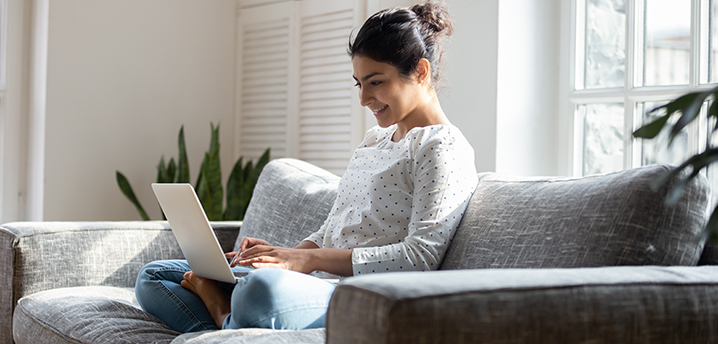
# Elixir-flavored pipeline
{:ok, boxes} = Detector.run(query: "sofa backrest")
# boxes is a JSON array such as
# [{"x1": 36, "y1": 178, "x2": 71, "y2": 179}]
[
  {"x1": 440, "y1": 165, "x2": 711, "y2": 270},
  {"x1": 234, "y1": 158, "x2": 340, "y2": 250}
]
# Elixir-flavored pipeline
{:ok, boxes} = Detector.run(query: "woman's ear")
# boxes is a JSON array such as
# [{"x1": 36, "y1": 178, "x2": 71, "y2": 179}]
[{"x1": 416, "y1": 58, "x2": 431, "y2": 85}]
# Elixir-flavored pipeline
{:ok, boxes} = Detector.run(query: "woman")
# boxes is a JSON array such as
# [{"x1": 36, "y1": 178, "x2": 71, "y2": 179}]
[{"x1": 135, "y1": 0, "x2": 477, "y2": 332}]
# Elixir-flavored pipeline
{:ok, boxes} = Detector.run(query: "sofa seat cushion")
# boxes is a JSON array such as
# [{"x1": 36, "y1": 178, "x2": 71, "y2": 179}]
[
  {"x1": 441, "y1": 165, "x2": 711, "y2": 269},
  {"x1": 13, "y1": 286, "x2": 326, "y2": 344},
  {"x1": 235, "y1": 158, "x2": 340, "y2": 250},
  {"x1": 171, "y1": 328, "x2": 325, "y2": 344},
  {"x1": 327, "y1": 266, "x2": 718, "y2": 344},
  {"x1": 12, "y1": 286, "x2": 179, "y2": 344}
]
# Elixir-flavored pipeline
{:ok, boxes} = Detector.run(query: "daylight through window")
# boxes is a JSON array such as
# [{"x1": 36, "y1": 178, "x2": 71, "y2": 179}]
[{"x1": 570, "y1": 0, "x2": 714, "y2": 185}]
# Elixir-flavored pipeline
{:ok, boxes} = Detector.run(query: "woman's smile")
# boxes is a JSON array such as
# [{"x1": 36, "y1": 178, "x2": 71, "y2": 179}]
[{"x1": 372, "y1": 104, "x2": 388, "y2": 117}]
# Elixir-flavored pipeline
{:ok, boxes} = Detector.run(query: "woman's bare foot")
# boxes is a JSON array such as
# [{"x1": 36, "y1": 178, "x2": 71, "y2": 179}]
[{"x1": 181, "y1": 271, "x2": 231, "y2": 328}]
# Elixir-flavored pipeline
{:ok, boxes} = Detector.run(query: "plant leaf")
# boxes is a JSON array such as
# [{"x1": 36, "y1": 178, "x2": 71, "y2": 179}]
[
  {"x1": 173, "y1": 125, "x2": 190, "y2": 183},
  {"x1": 195, "y1": 155, "x2": 214, "y2": 219},
  {"x1": 167, "y1": 158, "x2": 177, "y2": 183},
  {"x1": 243, "y1": 160, "x2": 254, "y2": 181},
  {"x1": 116, "y1": 171, "x2": 149, "y2": 221},
  {"x1": 707, "y1": 86, "x2": 718, "y2": 132},
  {"x1": 195, "y1": 162, "x2": 205, "y2": 197},
  {"x1": 709, "y1": 100, "x2": 718, "y2": 132},
  {"x1": 209, "y1": 123, "x2": 220, "y2": 157},
  {"x1": 651, "y1": 148, "x2": 718, "y2": 205},
  {"x1": 206, "y1": 124, "x2": 223, "y2": 220},
  {"x1": 224, "y1": 157, "x2": 245, "y2": 221},
  {"x1": 157, "y1": 155, "x2": 167, "y2": 183},
  {"x1": 195, "y1": 124, "x2": 222, "y2": 221},
  {"x1": 668, "y1": 90, "x2": 714, "y2": 145},
  {"x1": 156, "y1": 155, "x2": 175, "y2": 184},
  {"x1": 706, "y1": 204, "x2": 718, "y2": 244},
  {"x1": 633, "y1": 114, "x2": 670, "y2": 139},
  {"x1": 255, "y1": 148, "x2": 271, "y2": 174}
]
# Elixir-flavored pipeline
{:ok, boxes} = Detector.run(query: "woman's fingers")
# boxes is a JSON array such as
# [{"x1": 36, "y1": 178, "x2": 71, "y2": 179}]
[
  {"x1": 237, "y1": 255, "x2": 279, "y2": 267},
  {"x1": 238, "y1": 245, "x2": 274, "y2": 258},
  {"x1": 239, "y1": 237, "x2": 272, "y2": 253},
  {"x1": 250, "y1": 262, "x2": 283, "y2": 269},
  {"x1": 239, "y1": 238, "x2": 251, "y2": 252},
  {"x1": 237, "y1": 246, "x2": 284, "y2": 265},
  {"x1": 235, "y1": 247, "x2": 312, "y2": 273},
  {"x1": 225, "y1": 251, "x2": 240, "y2": 267}
]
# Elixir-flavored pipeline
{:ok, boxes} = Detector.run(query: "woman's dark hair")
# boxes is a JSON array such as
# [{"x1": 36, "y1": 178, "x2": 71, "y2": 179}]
[{"x1": 348, "y1": 0, "x2": 453, "y2": 86}]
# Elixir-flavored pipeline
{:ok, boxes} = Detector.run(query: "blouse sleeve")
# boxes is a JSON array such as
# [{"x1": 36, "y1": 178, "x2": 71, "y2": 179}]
[{"x1": 350, "y1": 135, "x2": 478, "y2": 275}]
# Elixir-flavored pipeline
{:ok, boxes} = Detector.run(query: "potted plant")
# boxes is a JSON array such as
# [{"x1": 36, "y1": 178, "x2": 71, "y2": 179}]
[
  {"x1": 116, "y1": 123, "x2": 270, "y2": 221},
  {"x1": 633, "y1": 85, "x2": 718, "y2": 241}
]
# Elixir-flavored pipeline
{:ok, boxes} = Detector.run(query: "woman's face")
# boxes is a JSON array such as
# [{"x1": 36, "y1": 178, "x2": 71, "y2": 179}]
[{"x1": 352, "y1": 56, "x2": 426, "y2": 130}]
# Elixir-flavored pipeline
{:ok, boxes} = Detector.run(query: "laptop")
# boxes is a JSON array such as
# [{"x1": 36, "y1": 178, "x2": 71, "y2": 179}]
[{"x1": 152, "y1": 183, "x2": 249, "y2": 284}]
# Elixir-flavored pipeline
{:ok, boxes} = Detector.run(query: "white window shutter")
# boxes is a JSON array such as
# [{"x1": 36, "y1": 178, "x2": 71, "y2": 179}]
[
  {"x1": 297, "y1": 0, "x2": 361, "y2": 176},
  {"x1": 238, "y1": 0, "x2": 291, "y2": 10},
  {"x1": 236, "y1": 0, "x2": 365, "y2": 174},
  {"x1": 236, "y1": 2, "x2": 292, "y2": 161}
]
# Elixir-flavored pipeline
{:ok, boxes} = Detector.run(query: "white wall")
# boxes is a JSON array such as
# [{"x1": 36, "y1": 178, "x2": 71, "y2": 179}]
[
  {"x1": 1, "y1": 0, "x2": 33, "y2": 223},
  {"x1": 42, "y1": 0, "x2": 237, "y2": 221},
  {"x1": 439, "y1": 0, "x2": 500, "y2": 173},
  {"x1": 495, "y1": 0, "x2": 561, "y2": 176},
  {"x1": 27, "y1": 0, "x2": 562, "y2": 221},
  {"x1": 354, "y1": 0, "x2": 562, "y2": 176},
  {"x1": 363, "y1": 0, "x2": 501, "y2": 174},
  {"x1": 371, "y1": 0, "x2": 561, "y2": 176}
]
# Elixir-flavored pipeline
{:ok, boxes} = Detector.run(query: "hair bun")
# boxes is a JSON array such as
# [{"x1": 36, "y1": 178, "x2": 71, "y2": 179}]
[{"x1": 411, "y1": 1, "x2": 454, "y2": 36}]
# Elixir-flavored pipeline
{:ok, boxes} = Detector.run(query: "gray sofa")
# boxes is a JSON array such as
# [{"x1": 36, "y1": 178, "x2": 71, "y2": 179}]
[{"x1": 2, "y1": 158, "x2": 716, "y2": 344}]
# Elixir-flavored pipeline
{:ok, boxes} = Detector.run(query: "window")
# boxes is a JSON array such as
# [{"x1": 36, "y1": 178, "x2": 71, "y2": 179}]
[{"x1": 569, "y1": 0, "x2": 714, "y2": 180}]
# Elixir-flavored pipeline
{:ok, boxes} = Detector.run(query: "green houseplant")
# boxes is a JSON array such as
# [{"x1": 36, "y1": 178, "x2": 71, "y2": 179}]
[
  {"x1": 116, "y1": 123, "x2": 270, "y2": 221},
  {"x1": 633, "y1": 84, "x2": 718, "y2": 242}
]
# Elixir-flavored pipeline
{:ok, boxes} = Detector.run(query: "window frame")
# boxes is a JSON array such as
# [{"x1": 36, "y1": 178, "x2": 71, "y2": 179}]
[{"x1": 565, "y1": 0, "x2": 716, "y2": 177}]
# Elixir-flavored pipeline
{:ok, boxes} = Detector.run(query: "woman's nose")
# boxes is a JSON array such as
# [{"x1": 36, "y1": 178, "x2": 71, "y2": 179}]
[{"x1": 359, "y1": 88, "x2": 371, "y2": 107}]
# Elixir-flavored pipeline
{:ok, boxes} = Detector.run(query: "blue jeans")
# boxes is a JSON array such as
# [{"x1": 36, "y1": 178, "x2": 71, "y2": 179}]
[{"x1": 135, "y1": 260, "x2": 336, "y2": 333}]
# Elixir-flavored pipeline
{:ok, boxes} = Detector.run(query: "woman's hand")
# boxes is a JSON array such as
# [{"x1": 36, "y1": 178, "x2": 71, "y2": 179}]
[
  {"x1": 238, "y1": 237, "x2": 272, "y2": 252},
  {"x1": 226, "y1": 239, "x2": 353, "y2": 276},
  {"x1": 226, "y1": 237, "x2": 273, "y2": 267},
  {"x1": 237, "y1": 245, "x2": 316, "y2": 274}
]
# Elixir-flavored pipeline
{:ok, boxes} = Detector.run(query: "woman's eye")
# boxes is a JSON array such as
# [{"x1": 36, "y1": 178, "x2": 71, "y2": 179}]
[
  {"x1": 370, "y1": 81, "x2": 382, "y2": 86},
  {"x1": 354, "y1": 82, "x2": 361, "y2": 88}
]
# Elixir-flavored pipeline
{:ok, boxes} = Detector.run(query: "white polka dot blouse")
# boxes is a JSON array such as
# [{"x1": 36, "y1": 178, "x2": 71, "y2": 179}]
[{"x1": 304, "y1": 124, "x2": 478, "y2": 276}]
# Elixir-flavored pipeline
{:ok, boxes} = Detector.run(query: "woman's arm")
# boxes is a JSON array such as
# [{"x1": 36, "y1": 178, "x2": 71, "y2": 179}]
[
  {"x1": 294, "y1": 240, "x2": 320, "y2": 249},
  {"x1": 234, "y1": 239, "x2": 354, "y2": 276}
]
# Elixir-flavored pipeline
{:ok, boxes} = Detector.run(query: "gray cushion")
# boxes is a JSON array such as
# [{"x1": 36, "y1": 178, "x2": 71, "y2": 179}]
[
  {"x1": 12, "y1": 285, "x2": 324, "y2": 344},
  {"x1": 1, "y1": 221, "x2": 240, "y2": 344},
  {"x1": 172, "y1": 328, "x2": 325, "y2": 344},
  {"x1": 12, "y1": 286, "x2": 179, "y2": 344},
  {"x1": 235, "y1": 158, "x2": 340, "y2": 250},
  {"x1": 3, "y1": 221, "x2": 239, "y2": 344},
  {"x1": 441, "y1": 165, "x2": 710, "y2": 269},
  {"x1": 326, "y1": 266, "x2": 718, "y2": 344}
]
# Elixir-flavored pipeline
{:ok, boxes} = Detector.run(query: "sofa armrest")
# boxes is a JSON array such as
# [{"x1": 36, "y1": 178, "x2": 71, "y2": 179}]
[
  {"x1": 0, "y1": 220, "x2": 240, "y2": 344},
  {"x1": 326, "y1": 266, "x2": 718, "y2": 344},
  {"x1": 1, "y1": 221, "x2": 240, "y2": 293}
]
